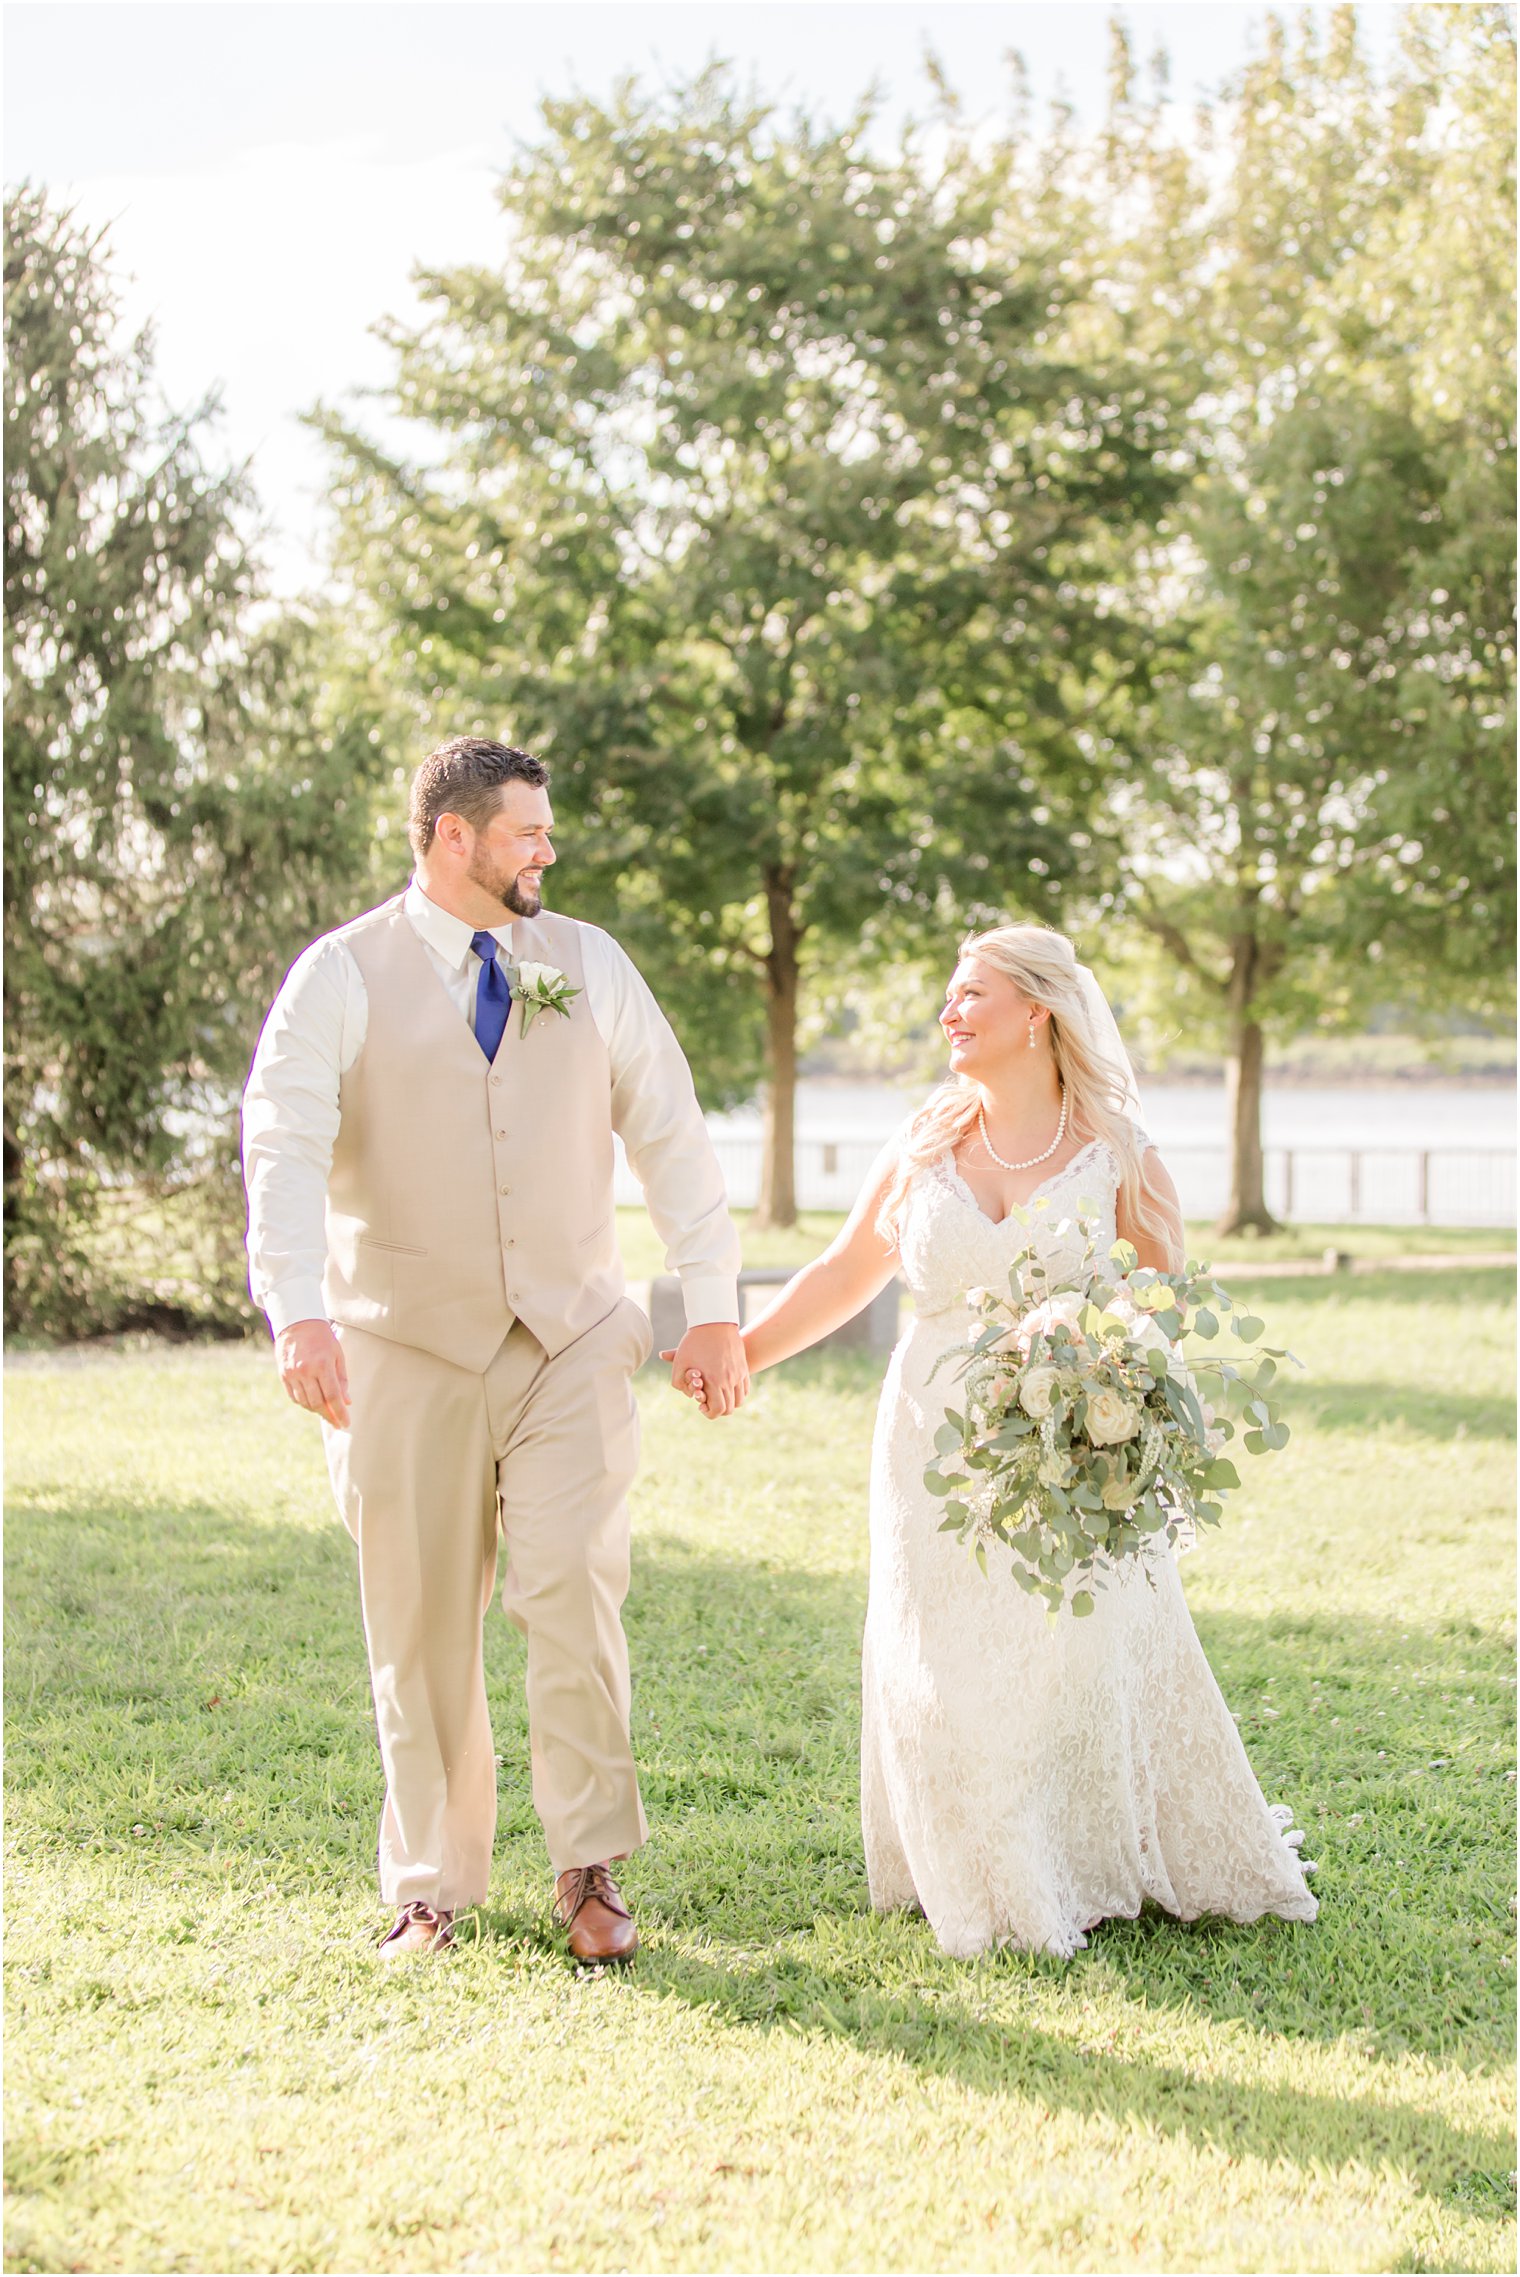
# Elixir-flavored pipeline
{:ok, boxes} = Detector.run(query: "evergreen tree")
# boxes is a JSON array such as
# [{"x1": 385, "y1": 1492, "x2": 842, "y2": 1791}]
[{"x1": 4, "y1": 189, "x2": 392, "y2": 1329}]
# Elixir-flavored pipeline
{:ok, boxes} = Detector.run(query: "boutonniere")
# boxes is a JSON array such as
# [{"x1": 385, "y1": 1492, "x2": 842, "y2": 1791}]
[{"x1": 507, "y1": 959, "x2": 581, "y2": 1036}]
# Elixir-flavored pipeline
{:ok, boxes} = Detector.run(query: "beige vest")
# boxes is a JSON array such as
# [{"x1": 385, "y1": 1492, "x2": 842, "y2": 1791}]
[{"x1": 323, "y1": 897, "x2": 622, "y2": 1371}]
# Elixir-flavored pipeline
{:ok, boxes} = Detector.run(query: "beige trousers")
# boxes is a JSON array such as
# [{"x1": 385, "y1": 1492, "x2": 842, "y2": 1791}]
[{"x1": 322, "y1": 1298, "x2": 653, "y2": 1907}]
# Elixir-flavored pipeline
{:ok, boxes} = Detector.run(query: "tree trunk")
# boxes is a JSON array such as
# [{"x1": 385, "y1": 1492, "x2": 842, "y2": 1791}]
[
  {"x1": 752, "y1": 870, "x2": 800, "y2": 1230},
  {"x1": 1215, "y1": 939, "x2": 1281, "y2": 1236},
  {"x1": 2, "y1": 1122, "x2": 21, "y2": 1237}
]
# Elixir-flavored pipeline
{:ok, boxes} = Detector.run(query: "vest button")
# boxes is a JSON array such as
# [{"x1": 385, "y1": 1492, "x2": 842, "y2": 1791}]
[
  {"x1": 495, "y1": 1128, "x2": 507, "y2": 1139},
  {"x1": 500, "y1": 1183, "x2": 510, "y2": 1195}
]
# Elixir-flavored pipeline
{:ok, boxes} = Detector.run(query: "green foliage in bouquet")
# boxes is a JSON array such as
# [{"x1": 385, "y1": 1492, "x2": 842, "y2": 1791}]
[{"x1": 922, "y1": 1205, "x2": 1299, "y2": 1618}]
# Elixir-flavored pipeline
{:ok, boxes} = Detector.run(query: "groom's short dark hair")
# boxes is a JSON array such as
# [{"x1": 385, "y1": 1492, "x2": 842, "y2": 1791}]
[{"x1": 408, "y1": 736, "x2": 550, "y2": 854}]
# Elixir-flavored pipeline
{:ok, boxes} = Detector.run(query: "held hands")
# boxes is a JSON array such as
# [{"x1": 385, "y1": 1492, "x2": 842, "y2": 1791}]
[
  {"x1": 660, "y1": 1322, "x2": 749, "y2": 1420},
  {"x1": 276, "y1": 1319, "x2": 351, "y2": 1429}
]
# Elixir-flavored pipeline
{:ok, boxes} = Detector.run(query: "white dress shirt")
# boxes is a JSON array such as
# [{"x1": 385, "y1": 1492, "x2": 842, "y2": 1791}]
[{"x1": 243, "y1": 880, "x2": 741, "y2": 1337}]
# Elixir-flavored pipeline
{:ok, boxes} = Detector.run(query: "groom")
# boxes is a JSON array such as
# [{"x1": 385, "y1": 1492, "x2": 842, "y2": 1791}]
[{"x1": 242, "y1": 736, "x2": 746, "y2": 1963}]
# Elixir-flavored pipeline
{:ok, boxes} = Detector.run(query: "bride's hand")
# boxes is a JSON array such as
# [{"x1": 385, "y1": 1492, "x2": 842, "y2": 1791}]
[{"x1": 660, "y1": 1353, "x2": 710, "y2": 1413}]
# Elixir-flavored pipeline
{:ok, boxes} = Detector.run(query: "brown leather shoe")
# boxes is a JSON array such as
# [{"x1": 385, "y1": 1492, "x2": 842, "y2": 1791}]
[
  {"x1": 377, "y1": 1901, "x2": 454, "y2": 1958},
  {"x1": 553, "y1": 1862, "x2": 638, "y2": 1966}
]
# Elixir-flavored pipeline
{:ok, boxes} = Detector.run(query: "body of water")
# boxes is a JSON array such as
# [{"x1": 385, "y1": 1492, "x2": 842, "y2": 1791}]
[
  {"x1": 676, "y1": 1077, "x2": 1518, "y2": 1227},
  {"x1": 709, "y1": 1077, "x2": 1517, "y2": 1152}
]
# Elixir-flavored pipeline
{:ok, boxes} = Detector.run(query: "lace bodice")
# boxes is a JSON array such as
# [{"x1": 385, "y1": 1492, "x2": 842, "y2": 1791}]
[{"x1": 898, "y1": 1137, "x2": 1135, "y2": 1320}]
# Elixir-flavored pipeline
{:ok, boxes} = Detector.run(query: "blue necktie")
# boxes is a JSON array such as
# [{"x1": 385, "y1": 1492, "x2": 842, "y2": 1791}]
[{"x1": 470, "y1": 931, "x2": 512, "y2": 1061}]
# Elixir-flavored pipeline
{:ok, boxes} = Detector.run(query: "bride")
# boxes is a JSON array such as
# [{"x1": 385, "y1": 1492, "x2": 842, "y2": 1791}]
[{"x1": 730, "y1": 924, "x2": 1318, "y2": 1959}]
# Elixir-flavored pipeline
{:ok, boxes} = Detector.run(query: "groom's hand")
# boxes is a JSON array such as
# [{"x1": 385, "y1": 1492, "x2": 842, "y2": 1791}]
[
  {"x1": 276, "y1": 1319, "x2": 351, "y2": 1429},
  {"x1": 663, "y1": 1323, "x2": 748, "y2": 1419}
]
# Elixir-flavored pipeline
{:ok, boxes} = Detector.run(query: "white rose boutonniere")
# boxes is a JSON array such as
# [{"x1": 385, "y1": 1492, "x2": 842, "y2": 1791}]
[{"x1": 507, "y1": 959, "x2": 581, "y2": 1037}]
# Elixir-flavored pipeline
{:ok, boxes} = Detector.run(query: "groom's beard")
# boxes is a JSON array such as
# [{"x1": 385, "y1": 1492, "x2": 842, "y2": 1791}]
[{"x1": 467, "y1": 846, "x2": 542, "y2": 918}]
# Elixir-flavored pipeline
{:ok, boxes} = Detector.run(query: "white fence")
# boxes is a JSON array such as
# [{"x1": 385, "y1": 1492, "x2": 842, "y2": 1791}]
[
  {"x1": 1156, "y1": 1146, "x2": 1514, "y2": 1229},
  {"x1": 617, "y1": 1137, "x2": 1517, "y2": 1227}
]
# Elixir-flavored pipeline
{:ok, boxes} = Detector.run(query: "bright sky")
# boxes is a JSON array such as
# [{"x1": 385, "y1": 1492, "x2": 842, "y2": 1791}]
[{"x1": 5, "y1": 0, "x2": 1407, "y2": 589}]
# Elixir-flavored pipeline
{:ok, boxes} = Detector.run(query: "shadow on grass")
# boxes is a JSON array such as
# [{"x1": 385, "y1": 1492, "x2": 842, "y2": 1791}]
[
  {"x1": 6, "y1": 1486, "x2": 1514, "y2": 2219},
  {"x1": 1224, "y1": 1265, "x2": 1514, "y2": 1310},
  {"x1": 634, "y1": 1942, "x2": 1515, "y2": 2220},
  {"x1": 1284, "y1": 1383, "x2": 1516, "y2": 1441}
]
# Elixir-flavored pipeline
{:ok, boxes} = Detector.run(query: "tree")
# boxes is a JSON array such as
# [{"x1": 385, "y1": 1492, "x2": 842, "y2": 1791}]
[
  {"x1": 319, "y1": 71, "x2": 1184, "y2": 1222},
  {"x1": 1088, "y1": 7, "x2": 1515, "y2": 1231},
  {"x1": 4, "y1": 189, "x2": 394, "y2": 1331}
]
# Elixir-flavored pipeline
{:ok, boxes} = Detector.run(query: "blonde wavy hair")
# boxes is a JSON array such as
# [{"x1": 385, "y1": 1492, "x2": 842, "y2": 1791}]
[{"x1": 878, "y1": 923, "x2": 1174, "y2": 1257}]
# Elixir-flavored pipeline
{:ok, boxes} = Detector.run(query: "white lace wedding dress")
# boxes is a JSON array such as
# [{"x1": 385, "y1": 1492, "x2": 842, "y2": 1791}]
[{"x1": 862, "y1": 1137, "x2": 1319, "y2": 1959}]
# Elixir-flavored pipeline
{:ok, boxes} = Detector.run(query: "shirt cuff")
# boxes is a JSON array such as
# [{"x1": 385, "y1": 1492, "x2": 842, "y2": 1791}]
[
  {"x1": 680, "y1": 1274, "x2": 741, "y2": 1329},
  {"x1": 261, "y1": 1279, "x2": 331, "y2": 1337}
]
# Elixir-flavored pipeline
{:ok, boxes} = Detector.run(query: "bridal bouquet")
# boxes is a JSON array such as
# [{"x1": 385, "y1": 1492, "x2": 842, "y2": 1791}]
[{"x1": 923, "y1": 1208, "x2": 1298, "y2": 1618}]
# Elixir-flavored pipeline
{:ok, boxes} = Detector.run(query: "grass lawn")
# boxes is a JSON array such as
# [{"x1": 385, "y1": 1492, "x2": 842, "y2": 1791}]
[
  {"x1": 4, "y1": 1267, "x2": 1515, "y2": 2274},
  {"x1": 615, "y1": 1209, "x2": 1515, "y2": 1281}
]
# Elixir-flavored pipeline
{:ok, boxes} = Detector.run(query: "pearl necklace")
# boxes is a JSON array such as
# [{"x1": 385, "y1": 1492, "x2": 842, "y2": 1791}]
[{"x1": 977, "y1": 1092, "x2": 1069, "y2": 1173}]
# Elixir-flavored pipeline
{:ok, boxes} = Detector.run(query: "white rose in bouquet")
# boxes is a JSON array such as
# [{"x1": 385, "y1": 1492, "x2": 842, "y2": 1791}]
[
  {"x1": 1019, "y1": 1364, "x2": 1060, "y2": 1419},
  {"x1": 1085, "y1": 1386, "x2": 1142, "y2": 1445},
  {"x1": 1108, "y1": 1291, "x2": 1175, "y2": 1353},
  {"x1": 1004, "y1": 1289, "x2": 1086, "y2": 1353}
]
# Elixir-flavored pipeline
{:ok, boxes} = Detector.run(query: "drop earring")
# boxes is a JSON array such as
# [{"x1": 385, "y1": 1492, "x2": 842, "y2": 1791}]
[{"x1": 1027, "y1": 1020, "x2": 1037, "y2": 1050}]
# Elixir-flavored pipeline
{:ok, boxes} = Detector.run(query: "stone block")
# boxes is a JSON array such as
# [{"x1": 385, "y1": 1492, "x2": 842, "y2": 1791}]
[{"x1": 630, "y1": 1270, "x2": 902, "y2": 1369}]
